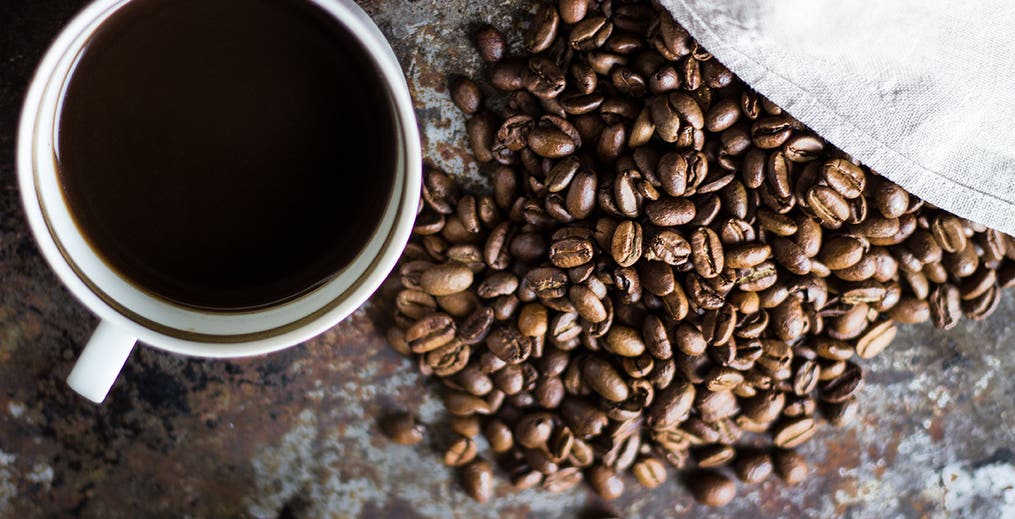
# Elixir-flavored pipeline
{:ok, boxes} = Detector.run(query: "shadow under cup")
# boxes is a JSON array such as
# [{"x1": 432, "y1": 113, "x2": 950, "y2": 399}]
[{"x1": 57, "y1": 0, "x2": 399, "y2": 312}]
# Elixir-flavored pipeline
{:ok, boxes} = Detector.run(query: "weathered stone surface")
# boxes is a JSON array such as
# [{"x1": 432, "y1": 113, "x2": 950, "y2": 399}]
[{"x1": 0, "y1": 1, "x2": 1012, "y2": 517}]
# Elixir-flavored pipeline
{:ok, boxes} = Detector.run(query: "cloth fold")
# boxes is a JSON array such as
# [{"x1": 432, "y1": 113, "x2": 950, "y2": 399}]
[{"x1": 661, "y1": 0, "x2": 1015, "y2": 235}]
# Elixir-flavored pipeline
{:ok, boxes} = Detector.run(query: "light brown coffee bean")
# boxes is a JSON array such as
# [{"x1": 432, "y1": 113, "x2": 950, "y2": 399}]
[
  {"x1": 588, "y1": 465, "x2": 625, "y2": 500},
  {"x1": 726, "y1": 243, "x2": 771, "y2": 269},
  {"x1": 647, "y1": 381, "x2": 695, "y2": 429},
  {"x1": 542, "y1": 467, "x2": 583, "y2": 492},
  {"x1": 645, "y1": 197, "x2": 696, "y2": 227},
  {"x1": 705, "y1": 97, "x2": 741, "y2": 132},
  {"x1": 820, "y1": 363, "x2": 863, "y2": 403},
  {"x1": 483, "y1": 419, "x2": 514, "y2": 453},
  {"x1": 772, "y1": 417, "x2": 817, "y2": 448},
  {"x1": 450, "y1": 76, "x2": 482, "y2": 115},
  {"x1": 583, "y1": 356, "x2": 630, "y2": 402},
  {"x1": 644, "y1": 229, "x2": 692, "y2": 265},
  {"x1": 380, "y1": 412, "x2": 425, "y2": 445},
  {"x1": 561, "y1": 397, "x2": 609, "y2": 438},
  {"x1": 689, "y1": 471, "x2": 736, "y2": 506},
  {"x1": 819, "y1": 236, "x2": 865, "y2": 270},
  {"x1": 612, "y1": 220, "x2": 643, "y2": 267},
  {"x1": 773, "y1": 449, "x2": 809, "y2": 484},
  {"x1": 632, "y1": 457, "x2": 668, "y2": 488},
  {"x1": 855, "y1": 320, "x2": 897, "y2": 359},
  {"x1": 691, "y1": 227, "x2": 725, "y2": 278},
  {"x1": 605, "y1": 325, "x2": 647, "y2": 357},
  {"x1": 734, "y1": 450, "x2": 773, "y2": 483},
  {"x1": 514, "y1": 412, "x2": 555, "y2": 449},
  {"x1": 462, "y1": 460, "x2": 494, "y2": 503},
  {"x1": 473, "y1": 25, "x2": 506, "y2": 63},
  {"x1": 821, "y1": 159, "x2": 865, "y2": 199},
  {"x1": 444, "y1": 436, "x2": 478, "y2": 467},
  {"x1": 487, "y1": 325, "x2": 533, "y2": 364},
  {"x1": 558, "y1": 0, "x2": 588, "y2": 24},
  {"x1": 807, "y1": 186, "x2": 850, "y2": 227},
  {"x1": 407, "y1": 313, "x2": 456, "y2": 353},
  {"x1": 570, "y1": 285, "x2": 608, "y2": 323},
  {"x1": 783, "y1": 134, "x2": 824, "y2": 162},
  {"x1": 771, "y1": 236, "x2": 812, "y2": 275}
]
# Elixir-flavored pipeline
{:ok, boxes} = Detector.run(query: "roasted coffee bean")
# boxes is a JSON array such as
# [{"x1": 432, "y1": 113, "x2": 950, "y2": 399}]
[
  {"x1": 599, "y1": 324, "x2": 645, "y2": 356},
  {"x1": 631, "y1": 457, "x2": 667, "y2": 489},
  {"x1": 855, "y1": 320, "x2": 896, "y2": 359},
  {"x1": 783, "y1": 134, "x2": 823, "y2": 162},
  {"x1": 543, "y1": 467, "x2": 584, "y2": 492},
  {"x1": 734, "y1": 450, "x2": 773, "y2": 483},
  {"x1": 515, "y1": 412, "x2": 555, "y2": 449},
  {"x1": 483, "y1": 419, "x2": 515, "y2": 453},
  {"x1": 451, "y1": 76, "x2": 482, "y2": 115},
  {"x1": 773, "y1": 449, "x2": 808, "y2": 484},
  {"x1": 691, "y1": 227, "x2": 725, "y2": 278},
  {"x1": 526, "y1": 267, "x2": 568, "y2": 299},
  {"x1": 726, "y1": 243, "x2": 771, "y2": 269},
  {"x1": 639, "y1": 261, "x2": 676, "y2": 297},
  {"x1": 570, "y1": 16, "x2": 613, "y2": 51},
  {"x1": 518, "y1": 302, "x2": 549, "y2": 337},
  {"x1": 772, "y1": 417, "x2": 817, "y2": 448},
  {"x1": 487, "y1": 325, "x2": 533, "y2": 364},
  {"x1": 819, "y1": 363, "x2": 863, "y2": 403},
  {"x1": 647, "y1": 381, "x2": 695, "y2": 428},
  {"x1": 821, "y1": 159, "x2": 865, "y2": 199},
  {"x1": 688, "y1": 471, "x2": 736, "y2": 506},
  {"x1": 380, "y1": 412, "x2": 425, "y2": 445},
  {"x1": 588, "y1": 465, "x2": 625, "y2": 500},
  {"x1": 466, "y1": 112, "x2": 496, "y2": 163},
  {"x1": 808, "y1": 186, "x2": 850, "y2": 227},
  {"x1": 558, "y1": 0, "x2": 588, "y2": 24},
  {"x1": 474, "y1": 25, "x2": 506, "y2": 63},
  {"x1": 462, "y1": 460, "x2": 494, "y2": 503},
  {"x1": 645, "y1": 197, "x2": 696, "y2": 227},
  {"x1": 929, "y1": 283, "x2": 962, "y2": 330},
  {"x1": 751, "y1": 115, "x2": 794, "y2": 149},
  {"x1": 526, "y1": 3, "x2": 559, "y2": 53},
  {"x1": 705, "y1": 97, "x2": 741, "y2": 132},
  {"x1": 611, "y1": 220, "x2": 643, "y2": 267},
  {"x1": 450, "y1": 415, "x2": 481, "y2": 438},
  {"x1": 819, "y1": 236, "x2": 865, "y2": 270},
  {"x1": 583, "y1": 356, "x2": 630, "y2": 402},
  {"x1": 477, "y1": 272, "x2": 518, "y2": 299},
  {"x1": 444, "y1": 436, "x2": 479, "y2": 467},
  {"x1": 407, "y1": 313, "x2": 456, "y2": 353},
  {"x1": 644, "y1": 229, "x2": 692, "y2": 265}
]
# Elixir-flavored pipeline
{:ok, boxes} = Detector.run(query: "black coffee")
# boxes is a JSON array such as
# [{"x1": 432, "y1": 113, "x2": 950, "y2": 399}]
[{"x1": 56, "y1": 0, "x2": 396, "y2": 310}]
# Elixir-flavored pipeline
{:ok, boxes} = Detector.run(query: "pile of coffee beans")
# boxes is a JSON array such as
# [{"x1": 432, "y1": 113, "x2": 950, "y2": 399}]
[{"x1": 384, "y1": 0, "x2": 1015, "y2": 506}]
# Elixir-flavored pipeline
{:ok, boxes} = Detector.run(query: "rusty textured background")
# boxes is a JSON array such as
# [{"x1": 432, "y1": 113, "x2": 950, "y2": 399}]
[{"x1": 1, "y1": 1, "x2": 1014, "y2": 517}]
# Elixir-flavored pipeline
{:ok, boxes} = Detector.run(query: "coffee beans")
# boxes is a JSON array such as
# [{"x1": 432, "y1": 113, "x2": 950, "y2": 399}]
[{"x1": 384, "y1": 0, "x2": 1015, "y2": 508}]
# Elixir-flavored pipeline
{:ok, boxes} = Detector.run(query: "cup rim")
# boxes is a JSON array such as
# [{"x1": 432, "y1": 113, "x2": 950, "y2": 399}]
[{"x1": 17, "y1": 0, "x2": 421, "y2": 357}]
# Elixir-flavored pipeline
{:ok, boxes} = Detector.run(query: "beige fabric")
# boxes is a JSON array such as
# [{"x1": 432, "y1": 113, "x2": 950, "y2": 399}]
[{"x1": 661, "y1": 0, "x2": 1015, "y2": 234}]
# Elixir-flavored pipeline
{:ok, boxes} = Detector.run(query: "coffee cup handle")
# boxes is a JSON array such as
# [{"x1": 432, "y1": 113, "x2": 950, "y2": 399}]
[{"x1": 67, "y1": 320, "x2": 136, "y2": 403}]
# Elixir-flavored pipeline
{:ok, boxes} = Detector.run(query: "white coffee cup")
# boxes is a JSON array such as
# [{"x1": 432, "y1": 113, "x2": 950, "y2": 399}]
[{"x1": 17, "y1": 0, "x2": 421, "y2": 403}]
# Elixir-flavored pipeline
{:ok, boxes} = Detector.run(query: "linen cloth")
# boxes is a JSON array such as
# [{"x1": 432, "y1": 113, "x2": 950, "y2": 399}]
[{"x1": 660, "y1": 0, "x2": 1015, "y2": 234}]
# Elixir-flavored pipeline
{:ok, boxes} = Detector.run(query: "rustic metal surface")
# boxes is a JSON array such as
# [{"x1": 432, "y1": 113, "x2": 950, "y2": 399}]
[{"x1": 1, "y1": 1, "x2": 1013, "y2": 517}]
